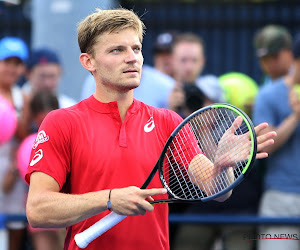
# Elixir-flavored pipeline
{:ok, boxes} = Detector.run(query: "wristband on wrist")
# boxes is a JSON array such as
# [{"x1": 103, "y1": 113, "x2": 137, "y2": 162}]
[{"x1": 107, "y1": 189, "x2": 112, "y2": 211}]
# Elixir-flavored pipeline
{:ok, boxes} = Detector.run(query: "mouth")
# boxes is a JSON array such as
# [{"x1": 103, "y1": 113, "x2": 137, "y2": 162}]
[{"x1": 123, "y1": 69, "x2": 139, "y2": 73}]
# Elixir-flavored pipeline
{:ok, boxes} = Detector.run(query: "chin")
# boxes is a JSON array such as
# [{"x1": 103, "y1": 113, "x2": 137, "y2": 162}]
[
  {"x1": 119, "y1": 83, "x2": 140, "y2": 92},
  {"x1": 127, "y1": 80, "x2": 140, "y2": 89}
]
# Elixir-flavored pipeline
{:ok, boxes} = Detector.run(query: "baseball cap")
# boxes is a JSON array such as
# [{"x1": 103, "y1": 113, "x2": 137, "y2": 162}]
[
  {"x1": 196, "y1": 75, "x2": 226, "y2": 103},
  {"x1": 254, "y1": 25, "x2": 292, "y2": 58},
  {"x1": 0, "y1": 37, "x2": 28, "y2": 62},
  {"x1": 27, "y1": 48, "x2": 60, "y2": 70},
  {"x1": 293, "y1": 33, "x2": 300, "y2": 59},
  {"x1": 153, "y1": 32, "x2": 177, "y2": 54}
]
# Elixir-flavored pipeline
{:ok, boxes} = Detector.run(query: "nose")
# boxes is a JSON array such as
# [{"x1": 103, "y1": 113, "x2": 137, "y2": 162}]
[{"x1": 124, "y1": 49, "x2": 138, "y2": 64}]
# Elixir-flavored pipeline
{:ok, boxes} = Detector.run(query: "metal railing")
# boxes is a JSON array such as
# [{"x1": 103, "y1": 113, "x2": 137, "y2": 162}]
[{"x1": 1, "y1": 213, "x2": 300, "y2": 249}]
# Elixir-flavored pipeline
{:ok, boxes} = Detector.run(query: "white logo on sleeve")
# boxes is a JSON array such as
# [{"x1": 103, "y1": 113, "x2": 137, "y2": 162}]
[
  {"x1": 144, "y1": 117, "x2": 155, "y2": 133},
  {"x1": 30, "y1": 149, "x2": 43, "y2": 166},
  {"x1": 33, "y1": 130, "x2": 49, "y2": 149}
]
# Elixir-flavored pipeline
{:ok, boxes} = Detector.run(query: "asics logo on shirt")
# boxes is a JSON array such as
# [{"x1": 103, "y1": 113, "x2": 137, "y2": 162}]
[
  {"x1": 144, "y1": 117, "x2": 155, "y2": 133},
  {"x1": 30, "y1": 149, "x2": 43, "y2": 166},
  {"x1": 33, "y1": 130, "x2": 49, "y2": 149}
]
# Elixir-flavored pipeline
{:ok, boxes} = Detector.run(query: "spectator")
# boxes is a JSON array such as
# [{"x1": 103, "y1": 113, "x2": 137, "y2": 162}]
[
  {"x1": 0, "y1": 36, "x2": 29, "y2": 250},
  {"x1": 252, "y1": 32, "x2": 300, "y2": 250},
  {"x1": 26, "y1": 90, "x2": 63, "y2": 250},
  {"x1": 168, "y1": 32, "x2": 225, "y2": 116},
  {"x1": 152, "y1": 31, "x2": 177, "y2": 78},
  {"x1": 23, "y1": 48, "x2": 76, "y2": 108},
  {"x1": 254, "y1": 24, "x2": 294, "y2": 85}
]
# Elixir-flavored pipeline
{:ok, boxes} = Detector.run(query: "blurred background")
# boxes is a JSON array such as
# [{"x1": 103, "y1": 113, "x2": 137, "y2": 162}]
[
  {"x1": 1, "y1": 0, "x2": 299, "y2": 102},
  {"x1": 1, "y1": 1, "x2": 300, "y2": 250}
]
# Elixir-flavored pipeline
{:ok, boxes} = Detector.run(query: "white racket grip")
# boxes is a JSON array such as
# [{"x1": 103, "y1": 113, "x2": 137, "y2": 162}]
[{"x1": 74, "y1": 212, "x2": 127, "y2": 249}]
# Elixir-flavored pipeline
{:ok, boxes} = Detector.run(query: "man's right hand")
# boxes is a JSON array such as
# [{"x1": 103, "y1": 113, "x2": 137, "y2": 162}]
[{"x1": 109, "y1": 186, "x2": 167, "y2": 216}]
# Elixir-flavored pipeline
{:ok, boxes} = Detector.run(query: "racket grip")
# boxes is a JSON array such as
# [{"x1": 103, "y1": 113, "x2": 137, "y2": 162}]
[{"x1": 74, "y1": 212, "x2": 127, "y2": 248}]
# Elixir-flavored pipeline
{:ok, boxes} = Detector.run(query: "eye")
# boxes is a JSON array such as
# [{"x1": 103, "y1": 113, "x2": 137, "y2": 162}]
[
  {"x1": 133, "y1": 47, "x2": 142, "y2": 52},
  {"x1": 111, "y1": 48, "x2": 121, "y2": 53}
]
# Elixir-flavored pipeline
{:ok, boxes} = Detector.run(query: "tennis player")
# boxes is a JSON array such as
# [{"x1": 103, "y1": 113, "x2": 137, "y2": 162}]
[{"x1": 25, "y1": 8, "x2": 276, "y2": 250}]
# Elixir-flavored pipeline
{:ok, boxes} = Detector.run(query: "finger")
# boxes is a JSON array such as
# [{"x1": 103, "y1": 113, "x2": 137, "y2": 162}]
[
  {"x1": 257, "y1": 131, "x2": 277, "y2": 145},
  {"x1": 141, "y1": 188, "x2": 167, "y2": 198},
  {"x1": 133, "y1": 200, "x2": 154, "y2": 215},
  {"x1": 256, "y1": 152, "x2": 269, "y2": 159},
  {"x1": 229, "y1": 116, "x2": 243, "y2": 133},
  {"x1": 145, "y1": 196, "x2": 154, "y2": 202},
  {"x1": 257, "y1": 139, "x2": 275, "y2": 152},
  {"x1": 254, "y1": 122, "x2": 269, "y2": 135},
  {"x1": 139, "y1": 200, "x2": 154, "y2": 212}
]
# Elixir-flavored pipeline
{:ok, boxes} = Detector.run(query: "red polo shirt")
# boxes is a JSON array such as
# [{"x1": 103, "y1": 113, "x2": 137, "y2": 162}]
[{"x1": 26, "y1": 95, "x2": 184, "y2": 250}]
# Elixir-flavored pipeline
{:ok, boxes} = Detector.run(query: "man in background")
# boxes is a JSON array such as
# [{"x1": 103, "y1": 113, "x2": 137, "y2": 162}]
[
  {"x1": 254, "y1": 24, "x2": 294, "y2": 85},
  {"x1": 253, "y1": 31, "x2": 300, "y2": 250},
  {"x1": 152, "y1": 31, "x2": 177, "y2": 78},
  {"x1": 168, "y1": 32, "x2": 225, "y2": 116}
]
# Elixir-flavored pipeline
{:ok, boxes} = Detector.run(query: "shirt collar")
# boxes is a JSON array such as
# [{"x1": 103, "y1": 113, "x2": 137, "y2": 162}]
[{"x1": 84, "y1": 95, "x2": 140, "y2": 114}]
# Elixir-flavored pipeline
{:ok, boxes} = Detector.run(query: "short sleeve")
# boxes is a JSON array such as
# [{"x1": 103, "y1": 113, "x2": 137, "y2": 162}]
[
  {"x1": 253, "y1": 86, "x2": 276, "y2": 126},
  {"x1": 163, "y1": 110, "x2": 202, "y2": 167},
  {"x1": 25, "y1": 109, "x2": 72, "y2": 189}
]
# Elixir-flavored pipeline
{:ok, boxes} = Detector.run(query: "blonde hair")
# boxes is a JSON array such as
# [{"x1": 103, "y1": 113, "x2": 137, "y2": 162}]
[{"x1": 77, "y1": 8, "x2": 145, "y2": 56}]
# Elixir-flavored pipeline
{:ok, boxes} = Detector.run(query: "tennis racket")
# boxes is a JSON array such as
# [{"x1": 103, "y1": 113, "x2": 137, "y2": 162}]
[{"x1": 75, "y1": 103, "x2": 257, "y2": 248}]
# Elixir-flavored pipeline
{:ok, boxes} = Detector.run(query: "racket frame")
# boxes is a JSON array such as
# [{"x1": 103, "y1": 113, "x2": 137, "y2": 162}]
[{"x1": 148, "y1": 103, "x2": 257, "y2": 204}]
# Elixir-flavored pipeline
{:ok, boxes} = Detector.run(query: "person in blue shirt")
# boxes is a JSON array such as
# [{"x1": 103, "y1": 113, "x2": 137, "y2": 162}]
[{"x1": 252, "y1": 33, "x2": 300, "y2": 250}]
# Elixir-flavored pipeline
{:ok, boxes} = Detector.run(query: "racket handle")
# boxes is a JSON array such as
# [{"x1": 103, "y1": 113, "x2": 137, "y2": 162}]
[{"x1": 74, "y1": 212, "x2": 127, "y2": 248}]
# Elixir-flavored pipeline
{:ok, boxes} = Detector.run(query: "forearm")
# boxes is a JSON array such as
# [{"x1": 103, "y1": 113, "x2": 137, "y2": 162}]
[
  {"x1": 264, "y1": 113, "x2": 299, "y2": 155},
  {"x1": 27, "y1": 189, "x2": 110, "y2": 228},
  {"x1": 188, "y1": 154, "x2": 233, "y2": 201},
  {"x1": 27, "y1": 172, "x2": 167, "y2": 228},
  {"x1": 27, "y1": 185, "x2": 110, "y2": 228}
]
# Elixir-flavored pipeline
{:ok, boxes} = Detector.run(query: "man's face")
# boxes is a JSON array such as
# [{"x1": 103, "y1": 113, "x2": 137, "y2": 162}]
[
  {"x1": 90, "y1": 28, "x2": 144, "y2": 92},
  {"x1": 28, "y1": 63, "x2": 61, "y2": 93},
  {"x1": 259, "y1": 49, "x2": 293, "y2": 80},
  {"x1": 154, "y1": 52, "x2": 174, "y2": 77},
  {"x1": 0, "y1": 57, "x2": 25, "y2": 87},
  {"x1": 173, "y1": 41, "x2": 205, "y2": 83}
]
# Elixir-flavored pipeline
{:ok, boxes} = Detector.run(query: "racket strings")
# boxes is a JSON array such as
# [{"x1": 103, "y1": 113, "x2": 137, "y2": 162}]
[
  {"x1": 215, "y1": 109, "x2": 248, "y2": 170},
  {"x1": 166, "y1": 126, "x2": 206, "y2": 199},
  {"x1": 161, "y1": 108, "x2": 252, "y2": 200}
]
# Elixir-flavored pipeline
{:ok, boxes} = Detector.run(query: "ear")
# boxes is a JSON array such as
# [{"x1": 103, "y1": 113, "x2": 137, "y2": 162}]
[{"x1": 79, "y1": 53, "x2": 95, "y2": 73}]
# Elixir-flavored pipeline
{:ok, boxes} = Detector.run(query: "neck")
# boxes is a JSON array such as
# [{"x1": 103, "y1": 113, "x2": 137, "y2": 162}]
[{"x1": 93, "y1": 86, "x2": 134, "y2": 121}]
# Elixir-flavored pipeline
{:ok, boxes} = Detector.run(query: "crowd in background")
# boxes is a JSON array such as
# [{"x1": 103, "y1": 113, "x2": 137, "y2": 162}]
[{"x1": 0, "y1": 5, "x2": 299, "y2": 250}]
